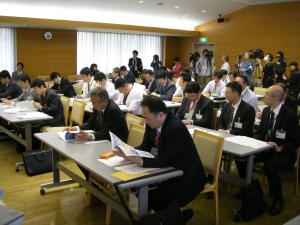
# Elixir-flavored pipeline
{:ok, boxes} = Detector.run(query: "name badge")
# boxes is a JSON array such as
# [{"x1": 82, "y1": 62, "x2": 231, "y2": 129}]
[
  {"x1": 234, "y1": 122, "x2": 242, "y2": 129},
  {"x1": 184, "y1": 113, "x2": 192, "y2": 120},
  {"x1": 151, "y1": 147, "x2": 159, "y2": 157},
  {"x1": 276, "y1": 130, "x2": 286, "y2": 139},
  {"x1": 196, "y1": 114, "x2": 202, "y2": 120}
]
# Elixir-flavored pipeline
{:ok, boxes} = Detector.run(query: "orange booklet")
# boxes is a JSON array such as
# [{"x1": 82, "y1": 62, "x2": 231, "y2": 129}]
[{"x1": 99, "y1": 150, "x2": 115, "y2": 159}]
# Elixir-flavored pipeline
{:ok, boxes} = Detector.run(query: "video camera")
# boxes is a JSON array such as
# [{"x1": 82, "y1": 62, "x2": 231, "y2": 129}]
[{"x1": 249, "y1": 48, "x2": 264, "y2": 59}]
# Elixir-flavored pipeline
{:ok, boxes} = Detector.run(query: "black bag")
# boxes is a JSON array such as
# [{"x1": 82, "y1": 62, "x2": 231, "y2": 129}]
[
  {"x1": 114, "y1": 184, "x2": 185, "y2": 225},
  {"x1": 22, "y1": 149, "x2": 53, "y2": 176},
  {"x1": 233, "y1": 180, "x2": 266, "y2": 222}
]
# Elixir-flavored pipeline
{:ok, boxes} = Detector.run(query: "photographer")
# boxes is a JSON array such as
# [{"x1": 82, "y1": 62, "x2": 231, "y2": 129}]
[
  {"x1": 258, "y1": 53, "x2": 275, "y2": 88},
  {"x1": 288, "y1": 61, "x2": 300, "y2": 99},
  {"x1": 234, "y1": 53, "x2": 243, "y2": 75},
  {"x1": 150, "y1": 54, "x2": 162, "y2": 78},
  {"x1": 189, "y1": 52, "x2": 200, "y2": 76},
  {"x1": 274, "y1": 51, "x2": 286, "y2": 83},
  {"x1": 195, "y1": 49, "x2": 216, "y2": 87}
]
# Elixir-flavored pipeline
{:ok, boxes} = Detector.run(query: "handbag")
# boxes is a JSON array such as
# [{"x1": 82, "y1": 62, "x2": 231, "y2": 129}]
[{"x1": 22, "y1": 149, "x2": 53, "y2": 176}]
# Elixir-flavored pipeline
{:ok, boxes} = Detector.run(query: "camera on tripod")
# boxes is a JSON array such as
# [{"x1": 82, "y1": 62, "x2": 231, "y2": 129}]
[
  {"x1": 249, "y1": 48, "x2": 264, "y2": 60},
  {"x1": 207, "y1": 51, "x2": 214, "y2": 60}
]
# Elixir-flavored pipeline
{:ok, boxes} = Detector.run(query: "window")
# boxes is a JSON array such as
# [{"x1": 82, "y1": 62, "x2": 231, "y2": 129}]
[{"x1": 0, "y1": 28, "x2": 15, "y2": 74}]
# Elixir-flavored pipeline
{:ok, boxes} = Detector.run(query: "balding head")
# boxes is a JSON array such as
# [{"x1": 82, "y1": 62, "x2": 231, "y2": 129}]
[{"x1": 264, "y1": 85, "x2": 284, "y2": 108}]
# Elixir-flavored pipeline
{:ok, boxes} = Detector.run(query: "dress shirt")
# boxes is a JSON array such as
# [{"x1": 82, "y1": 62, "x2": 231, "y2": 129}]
[
  {"x1": 202, "y1": 80, "x2": 225, "y2": 96},
  {"x1": 241, "y1": 87, "x2": 258, "y2": 111}
]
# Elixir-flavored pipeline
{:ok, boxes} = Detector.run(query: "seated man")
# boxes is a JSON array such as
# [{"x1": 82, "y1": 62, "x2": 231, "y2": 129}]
[
  {"x1": 236, "y1": 75, "x2": 258, "y2": 111},
  {"x1": 80, "y1": 67, "x2": 97, "y2": 98},
  {"x1": 177, "y1": 81, "x2": 213, "y2": 128},
  {"x1": 111, "y1": 67, "x2": 122, "y2": 84},
  {"x1": 237, "y1": 85, "x2": 299, "y2": 215},
  {"x1": 94, "y1": 72, "x2": 119, "y2": 101},
  {"x1": 115, "y1": 78, "x2": 143, "y2": 115},
  {"x1": 50, "y1": 72, "x2": 76, "y2": 98},
  {"x1": 117, "y1": 96, "x2": 207, "y2": 221},
  {"x1": 2, "y1": 74, "x2": 39, "y2": 105},
  {"x1": 228, "y1": 71, "x2": 238, "y2": 82},
  {"x1": 218, "y1": 81, "x2": 255, "y2": 136},
  {"x1": 65, "y1": 87, "x2": 128, "y2": 179},
  {"x1": 220, "y1": 69, "x2": 230, "y2": 84},
  {"x1": 202, "y1": 71, "x2": 225, "y2": 97},
  {"x1": 144, "y1": 69, "x2": 157, "y2": 94},
  {"x1": 120, "y1": 65, "x2": 135, "y2": 84},
  {"x1": 172, "y1": 72, "x2": 191, "y2": 103},
  {"x1": 151, "y1": 72, "x2": 176, "y2": 101},
  {"x1": 0, "y1": 70, "x2": 22, "y2": 99},
  {"x1": 277, "y1": 82, "x2": 298, "y2": 114}
]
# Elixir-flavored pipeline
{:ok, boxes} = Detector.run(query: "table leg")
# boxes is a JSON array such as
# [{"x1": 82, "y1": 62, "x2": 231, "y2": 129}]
[
  {"x1": 245, "y1": 155, "x2": 254, "y2": 185},
  {"x1": 138, "y1": 186, "x2": 149, "y2": 217},
  {"x1": 16, "y1": 123, "x2": 32, "y2": 171}
]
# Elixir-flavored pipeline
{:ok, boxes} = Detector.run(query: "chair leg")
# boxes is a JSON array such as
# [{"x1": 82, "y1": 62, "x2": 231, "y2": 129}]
[
  {"x1": 214, "y1": 191, "x2": 219, "y2": 225},
  {"x1": 295, "y1": 166, "x2": 299, "y2": 197}
]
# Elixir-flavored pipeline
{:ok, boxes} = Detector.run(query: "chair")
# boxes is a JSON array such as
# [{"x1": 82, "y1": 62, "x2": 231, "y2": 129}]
[
  {"x1": 294, "y1": 147, "x2": 300, "y2": 196},
  {"x1": 73, "y1": 83, "x2": 83, "y2": 96},
  {"x1": 125, "y1": 113, "x2": 145, "y2": 131},
  {"x1": 254, "y1": 87, "x2": 267, "y2": 96},
  {"x1": 68, "y1": 74, "x2": 80, "y2": 82},
  {"x1": 43, "y1": 99, "x2": 86, "y2": 132},
  {"x1": 210, "y1": 107, "x2": 219, "y2": 130},
  {"x1": 60, "y1": 96, "x2": 70, "y2": 126},
  {"x1": 127, "y1": 124, "x2": 145, "y2": 147},
  {"x1": 37, "y1": 75, "x2": 50, "y2": 81},
  {"x1": 193, "y1": 129, "x2": 224, "y2": 225}
]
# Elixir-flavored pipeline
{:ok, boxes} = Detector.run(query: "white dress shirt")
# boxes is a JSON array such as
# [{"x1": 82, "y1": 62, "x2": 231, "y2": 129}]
[
  {"x1": 82, "y1": 77, "x2": 97, "y2": 98},
  {"x1": 173, "y1": 86, "x2": 183, "y2": 97},
  {"x1": 220, "y1": 62, "x2": 230, "y2": 73},
  {"x1": 105, "y1": 80, "x2": 119, "y2": 101},
  {"x1": 203, "y1": 80, "x2": 225, "y2": 97},
  {"x1": 116, "y1": 84, "x2": 143, "y2": 115},
  {"x1": 241, "y1": 87, "x2": 258, "y2": 111}
]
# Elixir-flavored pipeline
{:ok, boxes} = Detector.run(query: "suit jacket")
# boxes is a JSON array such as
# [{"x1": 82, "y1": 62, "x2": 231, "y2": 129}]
[
  {"x1": 12, "y1": 87, "x2": 40, "y2": 102},
  {"x1": 128, "y1": 57, "x2": 143, "y2": 74},
  {"x1": 125, "y1": 71, "x2": 136, "y2": 84},
  {"x1": 51, "y1": 77, "x2": 76, "y2": 98},
  {"x1": 218, "y1": 100, "x2": 255, "y2": 137},
  {"x1": 145, "y1": 79, "x2": 157, "y2": 94},
  {"x1": 284, "y1": 95, "x2": 298, "y2": 114},
  {"x1": 257, "y1": 105, "x2": 300, "y2": 161},
  {"x1": 138, "y1": 113, "x2": 207, "y2": 206},
  {"x1": 177, "y1": 95, "x2": 213, "y2": 128},
  {"x1": 11, "y1": 71, "x2": 26, "y2": 82},
  {"x1": 81, "y1": 99, "x2": 128, "y2": 142},
  {"x1": 40, "y1": 89, "x2": 65, "y2": 126},
  {"x1": 154, "y1": 80, "x2": 176, "y2": 101},
  {"x1": 0, "y1": 82, "x2": 22, "y2": 99}
]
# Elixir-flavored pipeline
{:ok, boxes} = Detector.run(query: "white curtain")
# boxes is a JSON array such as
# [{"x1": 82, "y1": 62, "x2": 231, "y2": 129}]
[
  {"x1": 0, "y1": 28, "x2": 15, "y2": 74},
  {"x1": 77, "y1": 31, "x2": 162, "y2": 74}
]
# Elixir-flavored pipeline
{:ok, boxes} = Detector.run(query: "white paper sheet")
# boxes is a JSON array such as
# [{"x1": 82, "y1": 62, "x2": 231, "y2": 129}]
[
  {"x1": 224, "y1": 136, "x2": 269, "y2": 149},
  {"x1": 119, "y1": 105, "x2": 129, "y2": 112},
  {"x1": 15, "y1": 112, "x2": 49, "y2": 119},
  {"x1": 98, "y1": 156, "x2": 129, "y2": 167},
  {"x1": 115, "y1": 164, "x2": 158, "y2": 175}
]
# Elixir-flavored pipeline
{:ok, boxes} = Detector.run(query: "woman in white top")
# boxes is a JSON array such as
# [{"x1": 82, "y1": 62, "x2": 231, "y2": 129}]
[{"x1": 220, "y1": 55, "x2": 230, "y2": 74}]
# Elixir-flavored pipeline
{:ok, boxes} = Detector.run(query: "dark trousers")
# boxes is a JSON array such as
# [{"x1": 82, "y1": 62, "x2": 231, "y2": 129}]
[{"x1": 236, "y1": 151, "x2": 294, "y2": 202}]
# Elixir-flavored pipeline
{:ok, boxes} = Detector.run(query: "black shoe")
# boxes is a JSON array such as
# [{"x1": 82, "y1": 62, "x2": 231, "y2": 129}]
[
  {"x1": 182, "y1": 209, "x2": 194, "y2": 222},
  {"x1": 269, "y1": 200, "x2": 283, "y2": 216},
  {"x1": 205, "y1": 192, "x2": 213, "y2": 199}
]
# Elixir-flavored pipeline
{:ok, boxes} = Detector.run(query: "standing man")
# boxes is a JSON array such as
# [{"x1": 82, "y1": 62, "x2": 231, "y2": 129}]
[
  {"x1": 12, "y1": 62, "x2": 26, "y2": 82},
  {"x1": 128, "y1": 50, "x2": 143, "y2": 77},
  {"x1": 196, "y1": 49, "x2": 216, "y2": 88}
]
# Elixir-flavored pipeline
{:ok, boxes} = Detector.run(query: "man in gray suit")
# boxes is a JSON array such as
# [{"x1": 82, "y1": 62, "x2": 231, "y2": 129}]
[
  {"x1": 151, "y1": 72, "x2": 176, "y2": 100},
  {"x1": 11, "y1": 62, "x2": 26, "y2": 82},
  {"x1": 2, "y1": 74, "x2": 39, "y2": 105}
]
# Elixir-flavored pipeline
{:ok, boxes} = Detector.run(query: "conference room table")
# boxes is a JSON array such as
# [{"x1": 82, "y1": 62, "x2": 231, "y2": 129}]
[
  {"x1": 0, "y1": 103, "x2": 52, "y2": 171},
  {"x1": 187, "y1": 125, "x2": 271, "y2": 185},
  {"x1": 34, "y1": 132, "x2": 183, "y2": 219}
]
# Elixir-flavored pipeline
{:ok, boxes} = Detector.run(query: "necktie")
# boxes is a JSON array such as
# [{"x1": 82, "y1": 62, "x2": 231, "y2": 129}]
[
  {"x1": 98, "y1": 111, "x2": 104, "y2": 130},
  {"x1": 227, "y1": 105, "x2": 234, "y2": 130},
  {"x1": 123, "y1": 94, "x2": 128, "y2": 105},
  {"x1": 214, "y1": 83, "x2": 218, "y2": 94},
  {"x1": 88, "y1": 82, "x2": 90, "y2": 92},
  {"x1": 189, "y1": 101, "x2": 195, "y2": 113},
  {"x1": 265, "y1": 110, "x2": 275, "y2": 141},
  {"x1": 154, "y1": 130, "x2": 160, "y2": 148}
]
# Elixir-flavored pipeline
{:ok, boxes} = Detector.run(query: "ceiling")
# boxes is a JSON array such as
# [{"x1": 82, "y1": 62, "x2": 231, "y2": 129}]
[{"x1": 0, "y1": 0, "x2": 298, "y2": 30}]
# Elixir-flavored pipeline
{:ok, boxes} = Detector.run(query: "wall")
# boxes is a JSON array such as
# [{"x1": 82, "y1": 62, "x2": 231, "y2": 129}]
[
  {"x1": 16, "y1": 28, "x2": 77, "y2": 78},
  {"x1": 196, "y1": 1, "x2": 300, "y2": 74}
]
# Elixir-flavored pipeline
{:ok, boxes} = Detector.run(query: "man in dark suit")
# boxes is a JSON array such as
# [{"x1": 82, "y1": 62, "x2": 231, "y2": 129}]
[
  {"x1": 0, "y1": 70, "x2": 22, "y2": 99},
  {"x1": 128, "y1": 50, "x2": 143, "y2": 77},
  {"x1": 144, "y1": 69, "x2": 157, "y2": 94},
  {"x1": 255, "y1": 85, "x2": 299, "y2": 215},
  {"x1": 65, "y1": 87, "x2": 128, "y2": 179},
  {"x1": 277, "y1": 83, "x2": 298, "y2": 114},
  {"x1": 218, "y1": 81, "x2": 255, "y2": 136},
  {"x1": 177, "y1": 81, "x2": 213, "y2": 128},
  {"x1": 50, "y1": 72, "x2": 76, "y2": 98},
  {"x1": 117, "y1": 96, "x2": 207, "y2": 222},
  {"x1": 120, "y1": 66, "x2": 135, "y2": 84},
  {"x1": 151, "y1": 72, "x2": 176, "y2": 101}
]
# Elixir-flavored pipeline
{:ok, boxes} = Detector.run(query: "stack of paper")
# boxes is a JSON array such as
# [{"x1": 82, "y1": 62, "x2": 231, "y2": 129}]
[
  {"x1": 15, "y1": 112, "x2": 49, "y2": 119},
  {"x1": 15, "y1": 100, "x2": 36, "y2": 112},
  {"x1": 4, "y1": 108, "x2": 20, "y2": 114},
  {"x1": 98, "y1": 156, "x2": 129, "y2": 167}
]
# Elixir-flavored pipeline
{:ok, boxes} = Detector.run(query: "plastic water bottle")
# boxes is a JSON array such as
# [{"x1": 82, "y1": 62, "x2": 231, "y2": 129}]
[{"x1": 0, "y1": 189, "x2": 4, "y2": 205}]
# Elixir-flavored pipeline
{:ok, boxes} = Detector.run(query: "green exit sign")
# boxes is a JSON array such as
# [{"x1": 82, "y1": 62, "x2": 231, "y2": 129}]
[{"x1": 199, "y1": 37, "x2": 208, "y2": 43}]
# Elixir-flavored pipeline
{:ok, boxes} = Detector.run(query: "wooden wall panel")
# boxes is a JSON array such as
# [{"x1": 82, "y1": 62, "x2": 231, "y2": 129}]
[{"x1": 16, "y1": 28, "x2": 77, "y2": 78}]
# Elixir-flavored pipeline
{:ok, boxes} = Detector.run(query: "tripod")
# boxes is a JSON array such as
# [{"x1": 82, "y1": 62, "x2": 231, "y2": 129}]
[{"x1": 253, "y1": 63, "x2": 262, "y2": 87}]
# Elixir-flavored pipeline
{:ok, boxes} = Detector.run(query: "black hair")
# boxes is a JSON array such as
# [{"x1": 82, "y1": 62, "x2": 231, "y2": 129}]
[
  {"x1": 114, "y1": 78, "x2": 129, "y2": 89},
  {"x1": 156, "y1": 72, "x2": 168, "y2": 79},
  {"x1": 219, "y1": 69, "x2": 228, "y2": 76},
  {"x1": 132, "y1": 50, "x2": 138, "y2": 55},
  {"x1": 290, "y1": 61, "x2": 298, "y2": 68},
  {"x1": 145, "y1": 70, "x2": 154, "y2": 76},
  {"x1": 80, "y1": 67, "x2": 91, "y2": 76},
  {"x1": 31, "y1": 79, "x2": 46, "y2": 88},
  {"x1": 141, "y1": 95, "x2": 167, "y2": 114},
  {"x1": 229, "y1": 71, "x2": 238, "y2": 78},
  {"x1": 94, "y1": 72, "x2": 107, "y2": 81},
  {"x1": 203, "y1": 49, "x2": 209, "y2": 54},
  {"x1": 266, "y1": 53, "x2": 273, "y2": 61},
  {"x1": 90, "y1": 63, "x2": 97, "y2": 70},
  {"x1": 184, "y1": 81, "x2": 200, "y2": 94},
  {"x1": 174, "y1": 56, "x2": 180, "y2": 62},
  {"x1": 223, "y1": 55, "x2": 229, "y2": 62},
  {"x1": 17, "y1": 62, "x2": 24, "y2": 68},
  {"x1": 113, "y1": 67, "x2": 121, "y2": 75},
  {"x1": 120, "y1": 66, "x2": 128, "y2": 72},
  {"x1": 18, "y1": 74, "x2": 31, "y2": 83},
  {"x1": 213, "y1": 71, "x2": 223, "y2": 80},
  {"x1": 181, "y1": 72, "x2": 191, "y2": 83},
  {"x1": 153, "y1": 55, "x2": 159, "y2": 60},
  {"x1": 0, "y1": 70, "x2": 11, "y2": 79},
  {"x1": 50, "y1": 72, "x2": 61, "y2": 81},
  {"x1": 237, "y1": 75, "x2": 248, "y2": 85},
  {"x1": 181, "y1": 67, "x2": 191, "y2": 75},
  {"x1": 226, "y1": 81, "x2": 242, "y2": 95},
  {"x1": 277, "y1": 51, "x2": 284, "y2": 58}
]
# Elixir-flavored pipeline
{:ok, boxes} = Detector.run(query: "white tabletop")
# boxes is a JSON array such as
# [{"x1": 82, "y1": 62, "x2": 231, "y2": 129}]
[{"x1": 163, "y1": 101, "x2": 181, "y2": 109}]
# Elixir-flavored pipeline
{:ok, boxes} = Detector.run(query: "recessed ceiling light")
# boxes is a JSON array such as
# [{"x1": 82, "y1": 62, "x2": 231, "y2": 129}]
[
  {"x1": 201, "y1": 10, "x2": 207, "y2": 13},
  {"x1": 174, "y1": 6, "x2": 180, "y2": 9},
  {"x1": 157, "y1": 2, "x2": 164, "y2": 6},
  {"x1": 139, "y1": 0, "x2": 144, "y2": 3}
]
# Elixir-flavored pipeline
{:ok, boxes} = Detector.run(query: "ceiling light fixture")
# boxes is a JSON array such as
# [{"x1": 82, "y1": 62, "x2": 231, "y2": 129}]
[
  {"x1": 174, "y1": 6, "x2": 180, "y2": 9},
  {"x1": 139, "y1": 0, "x2": 144, "y2": 3},
  {"x1": 201, "y1": 10, "x2": 207, "y2": 13}
]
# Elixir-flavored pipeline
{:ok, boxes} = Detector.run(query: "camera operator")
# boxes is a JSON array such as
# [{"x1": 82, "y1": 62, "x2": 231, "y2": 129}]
[
  {"x1": 234, "y1": 53, "x2": 243, "y2": 75},
  {"x1": 258, "y1": 53, "x2": 275, "y2": 88},
  {"x1": 288, "y1": 61, "x2": 300, "y2": 99},
  {"x1": 151, "y1": 54, "x2": 163, "y2": 78},
  {"x1": 239, "y1": 52, "x2": 254, "y2": 85},
  {"x1": 220, "y1": 54, "x2": 230, "y2": 73},
  {"x1": 195, "y1": 49, "x2": 216, "y2": 88},
  {"x1": 274, "y1": 51, "x2": 286, "y2": 83},
  {"x1": 189, "y1": 52, "x2": 200, "y2": 77}
]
